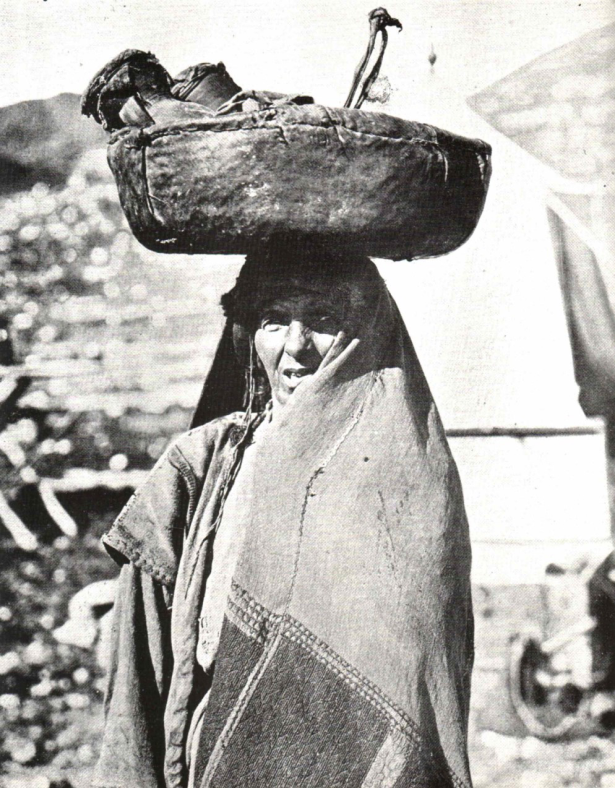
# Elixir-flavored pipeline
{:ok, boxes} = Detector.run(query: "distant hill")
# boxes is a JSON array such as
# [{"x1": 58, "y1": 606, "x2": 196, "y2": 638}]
[{"x1": 0, "y1": 93, "x2": 106, "y2": 195}]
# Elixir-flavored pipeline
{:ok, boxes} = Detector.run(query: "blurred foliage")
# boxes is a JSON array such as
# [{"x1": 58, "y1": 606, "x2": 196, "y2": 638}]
[
  {"x1": 1, "y1": 157, "x2": 131, "y2": 337},
  {"x1": 0, "y1": 150, "x2": 223, "y2": 773},
  {"x1": 0, "y1": 493, "x2": 126, "y2": 769},
  {"x1": 0, "y1": 150, "x2": 221, "y2": 497}
]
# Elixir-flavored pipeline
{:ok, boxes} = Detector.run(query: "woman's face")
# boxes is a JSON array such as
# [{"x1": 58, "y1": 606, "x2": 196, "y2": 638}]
[{"x1": 254, "y1": 290, "x2": 344, "y2": 408}]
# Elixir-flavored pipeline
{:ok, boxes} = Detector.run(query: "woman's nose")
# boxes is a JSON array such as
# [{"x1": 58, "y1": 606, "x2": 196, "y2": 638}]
[{"x1": 283, "y1": 320, "x2": 312, "y2": 358}]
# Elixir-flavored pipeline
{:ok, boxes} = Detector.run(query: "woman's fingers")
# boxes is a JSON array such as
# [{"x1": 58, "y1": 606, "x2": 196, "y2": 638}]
[{"x1": 320, "y1": 332, "x2": 360, "y2": 370}]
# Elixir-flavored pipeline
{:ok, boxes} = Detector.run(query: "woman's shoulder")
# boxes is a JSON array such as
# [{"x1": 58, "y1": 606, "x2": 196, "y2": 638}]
[
  {"x1": 101, "y1": 412, "x2": 248, "y2": 582},
  {"x1": 166, "y1": 411, "x2": 247, "y2": 478}
]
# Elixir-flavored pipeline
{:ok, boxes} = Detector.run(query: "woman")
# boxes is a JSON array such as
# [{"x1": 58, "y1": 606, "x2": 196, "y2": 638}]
[{"x1": 95, "y1": 246, "x2": 474, "y2": 788}]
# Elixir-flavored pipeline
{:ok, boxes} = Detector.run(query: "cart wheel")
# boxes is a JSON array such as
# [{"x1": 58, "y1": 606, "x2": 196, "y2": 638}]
[{"x1": 508, "y1": 632, "x2": 582, "y2": 741}]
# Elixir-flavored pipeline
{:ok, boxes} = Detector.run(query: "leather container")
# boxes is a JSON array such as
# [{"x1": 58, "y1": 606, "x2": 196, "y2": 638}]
[{"x1": 107, "y1": 101, "x2": 492, "y2": 260}]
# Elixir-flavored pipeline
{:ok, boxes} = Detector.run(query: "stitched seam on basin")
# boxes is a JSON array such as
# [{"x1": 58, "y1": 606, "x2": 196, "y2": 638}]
[{"x1": 141, "y1": 121, "x2": 468, "y2": 152}]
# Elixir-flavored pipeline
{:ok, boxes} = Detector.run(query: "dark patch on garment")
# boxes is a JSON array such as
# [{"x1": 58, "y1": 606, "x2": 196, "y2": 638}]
[
  {"x1": 207, "y1": 634, "x2": 388, "y2": 788},
  {"x1": 192, "y1": 617, "x2": 265, "y2": 787}
]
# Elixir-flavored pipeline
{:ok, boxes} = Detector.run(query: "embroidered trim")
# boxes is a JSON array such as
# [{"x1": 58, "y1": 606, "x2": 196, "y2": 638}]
[
  {"x1": 102, "y1": 529, "x2": 174, "y2": 585},
  {"x1": 227, "y1": 585, "x2": 273, "y2": 644},
  {"x1": 169, "y1": 445, "x2": 198, "y2": 524},
  {"x1": 360, "y1": 728, "x2": 410, "y2": 788}
]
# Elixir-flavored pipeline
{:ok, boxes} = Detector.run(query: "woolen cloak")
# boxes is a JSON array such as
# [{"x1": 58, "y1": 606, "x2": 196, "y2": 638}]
[{"x1": 95, "y1": 261, "x2": 474, "y2": 788}]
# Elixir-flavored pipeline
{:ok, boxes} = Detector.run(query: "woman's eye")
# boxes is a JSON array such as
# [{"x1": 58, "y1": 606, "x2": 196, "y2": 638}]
[
  {"x1": 260, "y1": 314, "x2": 288, "y2": 331},
  {"x1": 312, "y1": 315, "x2": 341, "y2": 334},
  {"x1": 258, "y1": 311, "x2": 341, "y2": 333}
]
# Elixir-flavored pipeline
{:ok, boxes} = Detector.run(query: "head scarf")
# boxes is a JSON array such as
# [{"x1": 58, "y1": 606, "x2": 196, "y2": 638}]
[{"x1": 188, "y1": 251, "x2": 473, "y2": 788}]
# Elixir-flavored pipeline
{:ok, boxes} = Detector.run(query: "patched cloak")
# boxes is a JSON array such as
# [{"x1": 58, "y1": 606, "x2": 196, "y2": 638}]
[{"x1": 95, "y1": 264, "x2": 473, "y2": 788}]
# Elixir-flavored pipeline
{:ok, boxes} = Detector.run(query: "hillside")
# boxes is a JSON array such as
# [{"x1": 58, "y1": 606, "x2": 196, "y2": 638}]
[{"x1": 0, "y1": 94, "x2": 106, "y2": 195}]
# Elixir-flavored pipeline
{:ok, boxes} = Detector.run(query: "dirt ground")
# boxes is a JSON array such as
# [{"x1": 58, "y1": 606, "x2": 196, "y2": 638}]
[
  {"x1": 4, "y1": 718, "x2": 615, "y2": 788},
  {"x1": 470, "y1": 729, "x2": 615, "y2": 788}
]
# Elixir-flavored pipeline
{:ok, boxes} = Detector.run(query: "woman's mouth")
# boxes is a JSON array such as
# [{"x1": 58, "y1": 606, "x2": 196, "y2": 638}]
[{"x1": 282, "y1": 367, "x2": 315, "y2": 390}]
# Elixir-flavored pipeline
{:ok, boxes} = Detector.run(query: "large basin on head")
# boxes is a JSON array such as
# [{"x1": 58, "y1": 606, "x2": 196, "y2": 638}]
[{"x1": 107, "y1": 102, "x2": 492, "y2": 261}]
